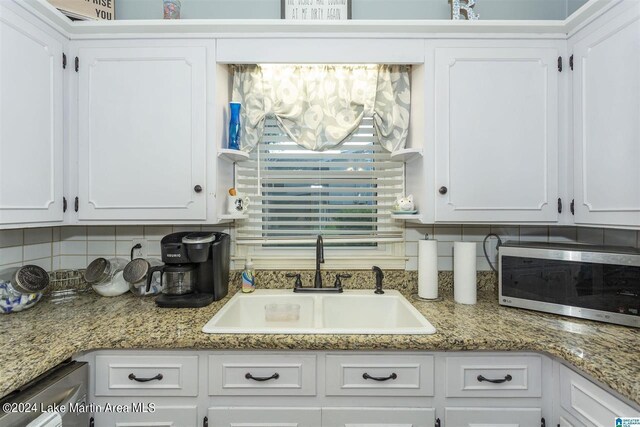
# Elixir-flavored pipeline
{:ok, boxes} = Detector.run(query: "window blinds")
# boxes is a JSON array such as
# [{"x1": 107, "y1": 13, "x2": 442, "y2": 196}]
[{"x1": 235, "y1": 116, "x2": 405, "y2": 246}]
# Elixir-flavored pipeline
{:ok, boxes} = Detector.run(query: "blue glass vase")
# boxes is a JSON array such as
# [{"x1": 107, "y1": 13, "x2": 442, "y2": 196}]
[{"x1": 228, "y1": 102, "x2": 241, "y2": 151}]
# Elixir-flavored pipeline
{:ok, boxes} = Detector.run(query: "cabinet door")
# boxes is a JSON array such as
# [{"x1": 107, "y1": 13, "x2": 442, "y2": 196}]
[
  {"x1": 76, "y1": 43, "x2": 207, "y2": 221},
  {"x1": 208, "y1": 407, "x2": 321, "y2": 427},
  {"x1": 0, "y1": 4, "x2": 63, "y2": 226},
  {"x1": 558, "y1": 411, "x2": 586, "y2": 427},
  {"x1": 559, "y1": 365, "x2": 639, "y2": 426},
  {"x1": 322, "y1": 408, "x2": 435, "y2": 427},
  {"x1": 572, "y1": 2, "x2": 640, "y2": 227},
  {"x1": 93, "y1": 404, "x2": 197, "y2": 426},
  {"x1": 444, "y1": 407, "x2": 542, "y2": 427},
  {"x1": 434, "y1": 47, "x2": 559, "y2": 222}
]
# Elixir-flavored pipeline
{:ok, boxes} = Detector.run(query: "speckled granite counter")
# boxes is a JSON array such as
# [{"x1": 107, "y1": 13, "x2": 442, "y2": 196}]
[{"x1": 1, "y1": 271, "x2": 638, "y2": 406}]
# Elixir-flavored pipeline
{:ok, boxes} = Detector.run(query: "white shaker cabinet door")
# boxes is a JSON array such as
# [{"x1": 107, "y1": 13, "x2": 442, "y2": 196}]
[
  {"x1": 572, "y1": 2, "x2": 640, "y2": 227},
  {"x1": 208, "y1": 407, "x2": 322, "y2": 427},
  {"x1": 434, "y1": 46, "x2": 559, "y2": 223},
  {"x1": 76, "y1": 43, "x2": 208, "y2": 221},
  {"x1": 444, "y1": 407, "x2": 542, "y2": 427},
  {"x1": 322, "y1": 408, "x2": 435, "y2": 427},
  {"x1": 92, "y1": 404, "x2": 198, "y2": 427},
  {"x1": 0, "y1": 4, "x2": 64, "y2": 226}
]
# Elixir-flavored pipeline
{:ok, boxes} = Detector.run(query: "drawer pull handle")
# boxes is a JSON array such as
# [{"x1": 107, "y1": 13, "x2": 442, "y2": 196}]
[
  {"x1": 128, "y1": 373, "x2": 163, "y2": 383},
  {"x1": 245, "y1": 372, "x2": 280, "y2": 382},
  {"x1": 362, "y1": 372, "x2": 398, "y2": 381},
  {"x1": 477, "y1": 374, "x2": 512, "y2": 384}
]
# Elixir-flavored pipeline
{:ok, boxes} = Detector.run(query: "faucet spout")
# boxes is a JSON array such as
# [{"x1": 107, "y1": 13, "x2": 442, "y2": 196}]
[{"x1": 315, "y1": 235, "x2": 324, "y2": 288}]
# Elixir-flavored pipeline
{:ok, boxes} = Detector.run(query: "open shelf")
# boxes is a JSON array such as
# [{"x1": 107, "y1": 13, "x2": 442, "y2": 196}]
[
  {"x1": 218, "y1": 212, "x2": 249, "y2": 222},
  {"x1": 218, "y1": 148, "x2": 249, "y2": 162},
  {"x1": 390, "y1": 212, "x2": 422, "y2": 223},
  {"x1": 390, "y1": 148, "x2": 423, "y2": 163}
]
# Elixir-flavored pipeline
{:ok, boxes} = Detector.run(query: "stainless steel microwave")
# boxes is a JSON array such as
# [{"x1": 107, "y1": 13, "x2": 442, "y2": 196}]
[{"x1": 499, "y1": 242, "x2": 640, "y2": 328}]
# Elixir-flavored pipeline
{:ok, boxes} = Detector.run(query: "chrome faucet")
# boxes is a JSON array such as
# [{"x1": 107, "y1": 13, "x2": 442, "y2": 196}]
[{"x1": 315, "y1": 235, "x2": 324, "y2": 288}]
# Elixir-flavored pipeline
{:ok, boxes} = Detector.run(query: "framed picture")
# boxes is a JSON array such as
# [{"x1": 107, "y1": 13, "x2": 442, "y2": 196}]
[{"x1": 281, "y1": 0, "x2": 352, "y2": 20}]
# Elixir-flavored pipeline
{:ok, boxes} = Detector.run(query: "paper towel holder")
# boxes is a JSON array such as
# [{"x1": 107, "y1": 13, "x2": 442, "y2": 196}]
[{"x1": 414, "y1": 235, "x2": 443, "y2": 302}]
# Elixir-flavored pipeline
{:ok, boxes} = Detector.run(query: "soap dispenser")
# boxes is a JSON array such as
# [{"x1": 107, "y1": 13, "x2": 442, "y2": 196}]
[{"x1": 241, "y1": 257, "x2": 255, "y2": 293}]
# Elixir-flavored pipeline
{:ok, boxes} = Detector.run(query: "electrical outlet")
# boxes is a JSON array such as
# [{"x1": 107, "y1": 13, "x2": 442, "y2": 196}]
[{"x1": 131, "y1": 239, "x2": 147, "y2": 259}]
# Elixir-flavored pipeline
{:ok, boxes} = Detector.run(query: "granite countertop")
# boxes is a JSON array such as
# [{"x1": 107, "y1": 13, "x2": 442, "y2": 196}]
[{"x1": 1, "y1": 271, "x2": 638, "y2": 406}]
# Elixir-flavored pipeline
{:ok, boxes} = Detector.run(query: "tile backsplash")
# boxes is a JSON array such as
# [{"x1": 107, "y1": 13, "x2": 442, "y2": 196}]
[
  {"x1": 402, "y1": 224, "x2": 640, "y2": 272},
  {"x1": 0, "y1": 225, "x2": 230, "y2": 271},
  {"x1": 1, "y1": 224, "x2": 638, "y2": 272}
]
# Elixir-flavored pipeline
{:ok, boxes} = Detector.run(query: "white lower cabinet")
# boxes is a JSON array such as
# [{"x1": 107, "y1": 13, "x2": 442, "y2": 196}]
[
  {"x1": 444, "y1": 407, "x2": 542, "y2": 427},
  {"x1": 559, "y1": 365, "x2": 639, "y2": 427},
  {"x1": 95, "y1": 354, "x2": 199, "y2": 397},
  {"x1": 444, "y1": 355, "x2": 542, "y2": 398},
  {"x1": 93, "y1": 404, "x2": 198, "y2": 427},
  {"x1": 79, "y1": 351, "x2": 638, "y2": 427},
  {"x1": 208, "y1": 353, "x2": 317, "y2": 396},
  {"x1": 322, "y1": 407, "x2": 435, "y2": 427},
  {"x1": 558, "y1": 411, "x2": 586, "y2": 427},
  {"x1": 207, "y1": 407, "x2": 321, "y2": 427},
  {"x1": 325, "y1": 354, "x2": 434, "y2": 397}
]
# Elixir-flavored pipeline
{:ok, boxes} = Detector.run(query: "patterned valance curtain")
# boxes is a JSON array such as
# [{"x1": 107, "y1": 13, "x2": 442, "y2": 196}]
[{"x1": 231, "y1": 64, "x2": 410, "y2": 153}]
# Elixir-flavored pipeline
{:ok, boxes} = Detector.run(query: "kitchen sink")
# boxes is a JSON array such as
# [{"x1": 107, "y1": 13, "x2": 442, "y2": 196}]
[{"x1": 202, "y1": 289, "x2": 436, "y2": 334}]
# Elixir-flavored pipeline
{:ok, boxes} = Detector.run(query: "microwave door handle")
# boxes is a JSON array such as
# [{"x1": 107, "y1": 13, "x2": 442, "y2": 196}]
[{"x1": 617, "y1": 290, "x2": 639, "y2": 297}]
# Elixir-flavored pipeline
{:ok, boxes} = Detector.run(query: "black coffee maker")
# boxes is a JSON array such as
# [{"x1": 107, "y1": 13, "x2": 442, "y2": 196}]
[{"x1": 146, "y1": 231, "x2": 230, "y2": 308}]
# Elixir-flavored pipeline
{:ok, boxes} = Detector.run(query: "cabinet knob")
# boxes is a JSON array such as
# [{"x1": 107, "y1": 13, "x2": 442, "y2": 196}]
[
  {"x1": 439, "y1": 186, "x2": 448, "y2": 195},
  {"x1": 194, "y1": 185, "x2": 203, "y2": 193}
]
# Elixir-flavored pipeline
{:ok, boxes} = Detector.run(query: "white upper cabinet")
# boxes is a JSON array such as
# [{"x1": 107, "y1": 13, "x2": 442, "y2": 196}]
[
  {"x1": 432, "y1": 44, "x2": 560, "y2": 223},
  {"x1": 0, "y1": 3, "x2": 64, "y2": 227},
  {"x1": 74, "y1": 41, "x2": 211, "y2": 222},
  {"x1": 571, "y1": 0, "x2": 640, "y2": 228}
]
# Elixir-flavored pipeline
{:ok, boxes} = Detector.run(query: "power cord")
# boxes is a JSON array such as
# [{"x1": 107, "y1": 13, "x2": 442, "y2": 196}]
[
  {"x1": 130, "y1": 243, "x2": 142, "y2": 261},
  {"x1": 482, "y1": 233, "x2": 503, "y2": 273}
]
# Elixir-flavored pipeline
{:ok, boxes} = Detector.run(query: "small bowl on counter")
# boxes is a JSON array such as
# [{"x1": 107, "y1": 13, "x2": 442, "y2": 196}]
[{"x1": 0, "y1": 265, "x2": 50, "y2": 313}]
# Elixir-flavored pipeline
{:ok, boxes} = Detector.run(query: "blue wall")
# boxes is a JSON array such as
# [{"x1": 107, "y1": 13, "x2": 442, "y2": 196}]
[{"x1": 115, "y1": 0, "x2": 589, "y2": 21}]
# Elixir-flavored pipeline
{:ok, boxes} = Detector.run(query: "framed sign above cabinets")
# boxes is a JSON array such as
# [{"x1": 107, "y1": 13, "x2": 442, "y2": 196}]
[{"x1": 281, "y1": 0, "x2": 351, "y2": 20}]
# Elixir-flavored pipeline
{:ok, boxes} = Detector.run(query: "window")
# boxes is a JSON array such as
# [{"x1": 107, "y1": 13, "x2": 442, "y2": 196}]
[{"x1": 234, "y1": 116, "x2": 405, "y2": 268}]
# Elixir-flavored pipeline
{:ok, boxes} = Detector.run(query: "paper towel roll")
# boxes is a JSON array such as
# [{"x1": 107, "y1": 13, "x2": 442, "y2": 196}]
[
  {"x1": 454, "y1": 241, "x2": 477, "y2": 305},
  {"x1": 418, "y1": 239, "x2": 438, "y2": 299}
]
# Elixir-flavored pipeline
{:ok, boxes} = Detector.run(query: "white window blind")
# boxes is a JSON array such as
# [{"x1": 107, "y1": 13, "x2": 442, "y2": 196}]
[{"x1": 235, "y1": 116, "x2": 404, "y2": 246}]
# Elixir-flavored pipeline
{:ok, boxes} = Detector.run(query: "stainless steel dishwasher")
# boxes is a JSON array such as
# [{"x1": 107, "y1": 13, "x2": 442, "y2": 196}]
[{"x1": 0, "y1": 361, "x2": 89, "y2": 427}]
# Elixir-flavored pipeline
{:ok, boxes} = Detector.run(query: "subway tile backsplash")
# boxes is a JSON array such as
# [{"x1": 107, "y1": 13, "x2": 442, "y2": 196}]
[
  {"x1": 0, "y1": 224, "x2": 639, "y2": 272},
  {"x1": 403, "y1": 224, "x2": 640, "y2": 272}
]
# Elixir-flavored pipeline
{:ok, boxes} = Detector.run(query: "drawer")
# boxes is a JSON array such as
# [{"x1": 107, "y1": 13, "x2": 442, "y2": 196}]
[
  {"x1": 560, "y1": 365, "x2": 639, "y2": 427},
  {"x1": 95, "y1": 355, "x2": 198, "y2": 397},
  {"x1": 445, "y1": 355, "x2": 542, "y2": 398},
  {"x1": 445, "y1": 407, "x2": 542, "y2": 427},
  {"x1": 325, "y1": 354, "x2": 434, "y2": 396},
  {"x1": 208, "y1": 353, "x2": 316, "y2": 396}
]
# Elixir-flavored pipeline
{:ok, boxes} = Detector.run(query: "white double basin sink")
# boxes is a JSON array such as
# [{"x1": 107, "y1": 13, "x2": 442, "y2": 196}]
[{"x1": 202, "y1": 289, "x2": 436, "y2": 335}]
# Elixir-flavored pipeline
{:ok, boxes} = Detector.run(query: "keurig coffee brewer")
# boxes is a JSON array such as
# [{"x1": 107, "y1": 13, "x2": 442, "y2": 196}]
[{"x1": 146, "y1": 232, "x2": 230, "y2": 308}]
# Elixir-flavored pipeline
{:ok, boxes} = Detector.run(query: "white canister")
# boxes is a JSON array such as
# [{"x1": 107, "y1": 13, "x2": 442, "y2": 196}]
[{"x1": 454, "y1": 241, "x2": 477, "y2": 305}]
